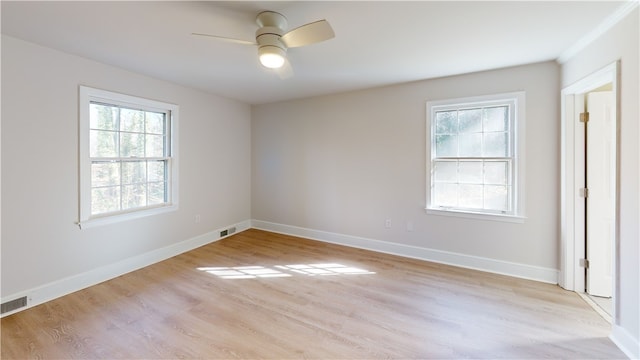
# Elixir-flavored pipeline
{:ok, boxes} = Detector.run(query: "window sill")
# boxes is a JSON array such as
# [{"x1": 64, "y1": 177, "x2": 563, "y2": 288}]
[
  {"x1": 425, "y1": 208, "x2": 525, "y2": 223},
  {"x1": 78, "y1": 204, "x2": 177, "y2": 229}
]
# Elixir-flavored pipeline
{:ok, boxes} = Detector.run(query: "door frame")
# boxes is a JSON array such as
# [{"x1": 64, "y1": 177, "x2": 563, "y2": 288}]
[{"x1": 560, "y1": 61, "x2": 620, "y2": 314}]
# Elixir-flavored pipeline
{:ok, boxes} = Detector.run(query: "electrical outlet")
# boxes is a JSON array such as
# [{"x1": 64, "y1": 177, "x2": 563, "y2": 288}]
[
  {"x1": 195, "y1": 214, "x2": 201, "y2": 223},
  {"x1": 385, "y1": 219, "x2": 392, "y2": 228}
]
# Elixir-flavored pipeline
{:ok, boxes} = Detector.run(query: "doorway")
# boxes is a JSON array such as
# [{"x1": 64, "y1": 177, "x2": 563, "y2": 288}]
[{"x1": 560, "y1": 61, "x2": 619, "y2": 321}]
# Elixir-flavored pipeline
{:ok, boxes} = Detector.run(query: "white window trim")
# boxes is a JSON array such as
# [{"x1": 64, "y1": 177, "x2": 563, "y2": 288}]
[
  {"x1": 425, "y1": 91, "x2": 526, "y2": 222},
  {"x1": 78, "y1": 86, "x2": 179, "y2": 229}
]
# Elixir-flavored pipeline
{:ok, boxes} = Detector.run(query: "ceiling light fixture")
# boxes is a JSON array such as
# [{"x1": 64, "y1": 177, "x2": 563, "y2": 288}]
[{"x1": 258, "y1": 45, "x2": 286, "y2": 69}]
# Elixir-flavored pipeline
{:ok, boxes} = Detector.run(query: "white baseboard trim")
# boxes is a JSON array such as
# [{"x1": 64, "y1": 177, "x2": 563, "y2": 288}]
[
  {"x1": 0, "y1": 220, "x2": 251, "y2": 318},
  {"x1": 611, "y1": 325, "x2": 640, "y2": 360},
  {"x1": 251, "y1": 220, "x2": 559, "y2": 284}
]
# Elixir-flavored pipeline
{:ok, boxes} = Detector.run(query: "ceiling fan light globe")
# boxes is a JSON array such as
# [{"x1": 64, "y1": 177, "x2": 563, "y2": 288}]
[
  {"x1": 260, "y1": 53, "x2": 285, "y2": 68},
  {"x1": 258, "y1": 46, "x2": 286, "y2": 69}
]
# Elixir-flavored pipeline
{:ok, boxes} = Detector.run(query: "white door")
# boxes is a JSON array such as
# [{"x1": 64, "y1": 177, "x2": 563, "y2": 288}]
[{"x1": 585, "y1": 91, "x2": 615, "y2": 298}]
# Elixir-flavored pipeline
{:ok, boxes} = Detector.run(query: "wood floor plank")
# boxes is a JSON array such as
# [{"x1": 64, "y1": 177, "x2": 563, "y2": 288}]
[{"x1": 1, "y1": 229, "x2": 626, "y2": 359}]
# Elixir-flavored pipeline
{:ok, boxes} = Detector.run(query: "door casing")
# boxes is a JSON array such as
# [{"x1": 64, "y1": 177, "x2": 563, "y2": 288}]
[{"x1": 560, "y1": 61, "x2": 620, "y2": 320}]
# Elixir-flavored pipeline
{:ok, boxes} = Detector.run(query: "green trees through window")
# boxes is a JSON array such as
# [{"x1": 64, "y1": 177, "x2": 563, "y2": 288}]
[{"x1": 89, "y1": 102, "x2": 169, "y2": 215}]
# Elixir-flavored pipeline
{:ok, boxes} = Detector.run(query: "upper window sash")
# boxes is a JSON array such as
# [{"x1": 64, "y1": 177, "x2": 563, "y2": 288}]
[
  {"x1": 430, "y1": 100, "x2": 516, "y2": 159},
  {"x1": 88, "y1": 102, "x2": 171, "y2": 160}
]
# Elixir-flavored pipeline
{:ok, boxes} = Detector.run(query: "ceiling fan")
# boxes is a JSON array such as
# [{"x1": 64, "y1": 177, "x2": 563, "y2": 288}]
[{"x1": 193, "y1": 11, "x2": 335, "y2": 72}]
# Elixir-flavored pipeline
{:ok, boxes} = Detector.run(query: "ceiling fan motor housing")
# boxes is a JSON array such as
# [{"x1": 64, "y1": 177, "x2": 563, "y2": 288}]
[
  {"x1": 255, "y1": 11, "x2": 288, "y2": 53},
  {"x1": 255, "y1": 11, "x2": 288, "y2": 30},
  {"x1": 256, "y1": 28, "x2": 286, "y2": 51}
]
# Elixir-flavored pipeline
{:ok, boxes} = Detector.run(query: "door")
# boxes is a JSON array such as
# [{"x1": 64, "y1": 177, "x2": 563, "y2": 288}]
[{"x1": 585, "y1": 91, "x2": 615, "y2": 298}]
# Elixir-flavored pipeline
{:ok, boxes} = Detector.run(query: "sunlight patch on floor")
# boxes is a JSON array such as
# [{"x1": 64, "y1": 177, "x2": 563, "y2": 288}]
[{"x1": 198, "y1": 263, "x2": 375, "y2": 279}]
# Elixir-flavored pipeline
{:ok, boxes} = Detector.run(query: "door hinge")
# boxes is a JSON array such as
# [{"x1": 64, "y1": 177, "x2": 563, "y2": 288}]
[
  {"x1": 580, "y1": 258, "x2": 590, "y2": 269},
  {"x1": 580, "y1": 112, "x2": 590, "y2": 123},
  {"x1": 579, "y1": 187, "x2": 589, "y2": 198}
]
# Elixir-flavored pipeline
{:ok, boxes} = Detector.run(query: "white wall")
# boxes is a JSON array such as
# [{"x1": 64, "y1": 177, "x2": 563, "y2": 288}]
[
  {"x1": 252, "y1": 61, "x2": 560, "y2": 279},
  {"x1": 561, "y1": 8, "x2": 639, "y2": 357},
  {"x1": 1, "y1": 35, "x2": 252, "y2": 301}
]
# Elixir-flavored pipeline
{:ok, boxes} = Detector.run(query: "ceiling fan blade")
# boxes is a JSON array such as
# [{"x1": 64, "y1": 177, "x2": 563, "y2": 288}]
[
  {"x1": 281, "y1": 19, "x2": 334, "y2": 48},
  {"x1": 191, "y1": 33, "x2": 256, "y2": 46}
]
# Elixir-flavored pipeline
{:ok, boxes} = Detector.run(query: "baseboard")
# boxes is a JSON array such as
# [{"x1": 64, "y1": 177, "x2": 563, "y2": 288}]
[
  {"x1": 251, "y1": 220, "x2": 559, "y2": 284},
  {"x1": 611, "y1": 325, "x2": 640, "y2": 360},
  {"x1": 0, "y1": 220, "x2": 251, "y2": 318}
]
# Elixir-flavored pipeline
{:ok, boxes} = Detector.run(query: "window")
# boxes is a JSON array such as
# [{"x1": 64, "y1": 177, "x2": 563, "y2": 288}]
[
  {"x1": 79, "y1": 86, "x2": 178, "y2": 228},
  {"x1": 426, "y1": 92, "x2": 525, "y2": 221}
]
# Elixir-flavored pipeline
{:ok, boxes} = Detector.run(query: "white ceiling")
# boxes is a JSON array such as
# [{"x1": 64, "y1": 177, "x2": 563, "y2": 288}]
[{"x1": 1, "y1": 1, "x2": 629, "y2": 104}]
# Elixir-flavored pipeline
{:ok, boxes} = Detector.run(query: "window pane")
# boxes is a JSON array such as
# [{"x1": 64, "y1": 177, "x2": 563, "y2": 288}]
[
  {"x1": 122, "y1": 184, "x2": 146, "y2": 210},
  {"x1": 458, "y1": 108, "x2": 482, "y2": 133},
  {"x1": 435, "y1": 111, "x2": 457, "y2": 134},
  {"x1": 146, "y1": 112, "x2": 165, "y2": 135},
  {"x1": 459, "y1": 184, "x2": 483, "y2": 209},
  {"x1": 484, "y1": 185, "x2": 509, "y2": 211},
  {"x1": 483, "y1": 132, "x2": 508, "y2": 157},
  {"x1": 434, "y1": 183, "x2": 458, "y2": 207},
  {"x1": 148, "y1": 182, "x2": 166, "y2": 205},
  {"x1": 92, "y1": 186, "x2": 120, "y2": 215},
  {"x1": 90, "y1": 130, "x2": 118, "y2": 157},
  {"x1": 122, "y1": 161, "x2": 146, "y2": 185},
  {"x1": 483, "y1": 106, "x2": 508, "y2": 132},
  {"x1": 82, "y1": 87, "x2": 176, "y2": 220},
  {"x1": 90, "y1": 104, "x2": 117, "y2": 130},
  {"x1": 146, "y1": 134, "x2": 165, "y2": 157},
  {"x1": 148, "y1": 161, "x2": 166, "y2": 182},
  {"x1": 484, "y1": 161, "x2": 508, "y2": 185},
  {"x1": 434, "y1": 161, "x2": 457, "y2": 182},
  {"x1": 120, "y1": 108, "x2": 144, "y2": 133},
  {"x1": 120, "y1": 133, "x2": 145, "y2": 157},
  {"x1": 458, "y1": 161, "x2": 483, "y2": 184},
  {"x1": 435, "y1": 134, "x2": 458, "y2": 157},
  {"x1": 91, "y1": 162, "x2": 120, "y2": 187},
  {"x1": 458, "y1": 133, "x2": 482, "y2": 157}
]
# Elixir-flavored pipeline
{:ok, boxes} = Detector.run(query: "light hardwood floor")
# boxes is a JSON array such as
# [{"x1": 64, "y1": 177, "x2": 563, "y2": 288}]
[{"x1": 1, "y1": 229, "x2": 626, "y2": 359}]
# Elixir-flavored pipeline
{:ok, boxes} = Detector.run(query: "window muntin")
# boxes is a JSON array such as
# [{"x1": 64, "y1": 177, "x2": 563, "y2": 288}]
[
  {"x1": 79, "y1": 86, "x2": 178, "y2": 227},
  {"x1": 427, "y1": 93, "x2": 523, "y2": 218}
]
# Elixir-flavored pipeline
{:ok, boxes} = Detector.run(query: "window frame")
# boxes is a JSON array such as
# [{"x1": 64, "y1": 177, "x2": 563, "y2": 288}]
[
  {"x1": 78, "y1": 86, "x2": 179, "y2": 228},
  {"x1": 426, "y1": 92, "x2": 526, "y2": 222}
]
